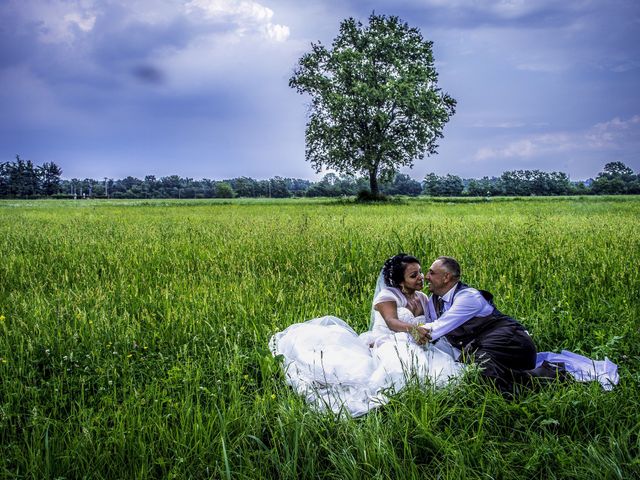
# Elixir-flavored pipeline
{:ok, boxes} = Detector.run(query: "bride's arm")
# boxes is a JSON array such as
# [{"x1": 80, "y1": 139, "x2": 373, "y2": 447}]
[{"x1": 375, "y1": 301, "x2": 430, "y2": 344}]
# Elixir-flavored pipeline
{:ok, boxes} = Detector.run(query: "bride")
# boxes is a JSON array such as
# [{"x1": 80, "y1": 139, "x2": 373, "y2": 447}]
[{"x1": 269, "y1": 254, "x2": 464, "y2": 417}]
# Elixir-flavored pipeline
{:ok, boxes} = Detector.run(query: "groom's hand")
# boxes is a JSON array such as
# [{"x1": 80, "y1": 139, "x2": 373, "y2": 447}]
[{"x1": 416, "y1": 326, "x2": 431, "y2": 345}]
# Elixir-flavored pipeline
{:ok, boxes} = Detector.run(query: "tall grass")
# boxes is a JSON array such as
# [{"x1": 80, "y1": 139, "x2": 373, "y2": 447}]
[{"x1": 1, "y1": 197, "x2": 638, "y2": 479}]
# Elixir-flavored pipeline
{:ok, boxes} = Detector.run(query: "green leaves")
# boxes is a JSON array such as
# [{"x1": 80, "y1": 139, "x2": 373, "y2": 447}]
[{"x1": 290, "y1": 13, "x2": 455, "y2": 196}]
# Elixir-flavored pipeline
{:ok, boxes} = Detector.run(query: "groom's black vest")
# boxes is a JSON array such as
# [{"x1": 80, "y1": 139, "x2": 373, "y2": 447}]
[{"x1": 434, "y1": 282, "x2": 524, "y2": 348}]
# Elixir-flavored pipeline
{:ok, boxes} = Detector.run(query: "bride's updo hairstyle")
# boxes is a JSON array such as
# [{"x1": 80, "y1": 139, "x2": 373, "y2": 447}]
[{"x1": 382, "y1": 253, "x2": 420, "y2": 288}]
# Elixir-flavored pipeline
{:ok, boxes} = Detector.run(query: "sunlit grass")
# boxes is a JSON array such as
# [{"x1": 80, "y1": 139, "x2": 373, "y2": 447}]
[{"x1": 1, "y1": 197, "x2": 639, "y2": 478}]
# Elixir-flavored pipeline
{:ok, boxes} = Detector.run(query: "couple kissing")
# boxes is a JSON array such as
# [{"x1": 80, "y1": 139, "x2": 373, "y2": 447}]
[{"x1": 270, "y1": 253, "x2": 618, "y2": 417}]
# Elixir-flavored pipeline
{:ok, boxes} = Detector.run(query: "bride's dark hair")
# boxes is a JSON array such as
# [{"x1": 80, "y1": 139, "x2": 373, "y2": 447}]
[{"x1": 382, "y1": 253, "x2": 420, "y2": 287}]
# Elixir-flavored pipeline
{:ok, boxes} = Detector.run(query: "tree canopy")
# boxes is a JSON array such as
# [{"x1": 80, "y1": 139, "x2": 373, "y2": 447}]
[
  {"x1": 591, "y1": 161, "x2": 640, "y2": 194},
  {"x1": 289, "y1": 13, "x2": 455, "y2": 197},
  {"x1": 0, "y1": 155, "x2": 62, "y2": 197}
]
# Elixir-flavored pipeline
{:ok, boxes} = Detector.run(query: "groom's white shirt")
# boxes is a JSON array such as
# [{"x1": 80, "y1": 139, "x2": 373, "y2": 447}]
[{"x1": 427, "y1": 282, "x2": 494, "y2": 341}]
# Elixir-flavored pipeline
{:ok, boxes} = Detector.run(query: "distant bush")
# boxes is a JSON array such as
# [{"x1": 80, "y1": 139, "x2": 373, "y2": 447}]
[{"x1": 356, "y1": 190, "x2": 388, "y2": 202}]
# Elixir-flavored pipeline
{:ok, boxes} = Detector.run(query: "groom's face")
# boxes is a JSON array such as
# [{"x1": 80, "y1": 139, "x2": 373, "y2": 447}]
[{"x1": 426, "y1": 260, "x2": 449, "y2": 295}]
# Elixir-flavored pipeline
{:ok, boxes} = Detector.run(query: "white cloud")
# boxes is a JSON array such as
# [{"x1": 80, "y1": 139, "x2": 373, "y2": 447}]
[
  {"x1": 473, "y1": 132, "x2": 576, "y2": 160},
  {"x1": 471, "y1": 120, "x2": 526, "y2": 128},
  {"x1": 186, "y1": 0, "x2": 271, "y2": 21},
  {"x1": 63, "y1": 12, "x2": 97, "y2": 32},
  {"x1": 7, "y1": 0, "x2": 98, "y2": 44},
  {"x1": 475, "y1": 139, "x2": 535, "y2": 160},
  {"x1": 404, "y1": 0, "x2": 593, "y2": 22},
  {"x1": 6, "y1": 0, "x2": 289, "y2": 47},
  {"x1": 610, "y1": 60, "x2": 640, "y2": 73},
  {"x1": 264, "y1": 23, "x2": 290, "y2": 42},
  {"x1": 185, "y1": 0, "x2": 290, "y2": 41},
  {"x1": 515, "y1": 62, "x2": 566, "y2": 73},
  {"x1": 489, "y1": 0, "x2": 543, "y2": 19},
  {"x1": 474, "y1": 115, "x2": 640, "y2": 161},
  {"x1": 586, "y1": 115, "x2": 640, "y2": 148}
]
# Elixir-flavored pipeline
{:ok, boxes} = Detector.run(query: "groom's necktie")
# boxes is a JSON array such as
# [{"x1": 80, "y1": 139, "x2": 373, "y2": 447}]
[{"x1": 435, "y1": 296, "x2": 445, "y2": 318}]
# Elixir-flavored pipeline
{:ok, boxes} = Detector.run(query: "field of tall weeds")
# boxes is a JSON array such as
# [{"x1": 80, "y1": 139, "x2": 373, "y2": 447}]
[{"x1": 1, "y1": 197, "x2": 638, "y2": 479}]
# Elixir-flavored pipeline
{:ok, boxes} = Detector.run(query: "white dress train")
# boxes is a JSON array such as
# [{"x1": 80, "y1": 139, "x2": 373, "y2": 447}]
[{"x1": 269, "y1": 307, "x2": 464, "y2": 417}]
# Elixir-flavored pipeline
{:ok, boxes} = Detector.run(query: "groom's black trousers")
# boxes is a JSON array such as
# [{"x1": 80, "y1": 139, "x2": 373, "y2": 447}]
[{"x1": 460, "y1": 324, "x2": 537, "y2": 393}]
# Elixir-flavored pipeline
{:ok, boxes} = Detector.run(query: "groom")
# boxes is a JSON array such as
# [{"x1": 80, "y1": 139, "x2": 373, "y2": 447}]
[{"x1": 424, "y1": 256, "x2": 538, "y2": 393}]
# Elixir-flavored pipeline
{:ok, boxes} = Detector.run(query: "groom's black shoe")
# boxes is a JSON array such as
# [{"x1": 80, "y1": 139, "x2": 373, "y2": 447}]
[{"x1": 521, "y1": 360, "x2": 570, "y2": 387}]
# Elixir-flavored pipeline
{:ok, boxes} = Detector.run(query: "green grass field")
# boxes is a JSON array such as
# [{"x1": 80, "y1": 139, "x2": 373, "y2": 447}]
[{"x1": 1, "y1": 197, "x2": 639, "y2": 479}]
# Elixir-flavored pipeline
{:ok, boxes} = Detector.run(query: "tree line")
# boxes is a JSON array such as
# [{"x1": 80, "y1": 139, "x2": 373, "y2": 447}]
[
  {"x1": 1, "y1": 156, "x2": 638, "y2": 199},
  {"x1": 0, "y1": 156, "x2": 63, "y2": 197}
]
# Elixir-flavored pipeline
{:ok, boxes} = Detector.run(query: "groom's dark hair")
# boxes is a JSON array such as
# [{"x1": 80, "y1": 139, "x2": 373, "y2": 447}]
[
  {"x1": 383, "y1": 253, "x2": 421, "y2": 287},
  {"x1": 437, "y1": 256, "x2": 461, "y2": 279}
]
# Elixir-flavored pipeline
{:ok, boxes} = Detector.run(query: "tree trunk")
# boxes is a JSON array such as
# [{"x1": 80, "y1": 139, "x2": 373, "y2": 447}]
[{"x1": 369, "y1": 169, "x2": 379, "y2": 197}]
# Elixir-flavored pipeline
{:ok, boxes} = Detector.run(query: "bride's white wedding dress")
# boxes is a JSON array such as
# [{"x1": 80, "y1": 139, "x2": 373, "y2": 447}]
[{"x1": 269, "y1": 304, "x2": 465, "y2": 417}]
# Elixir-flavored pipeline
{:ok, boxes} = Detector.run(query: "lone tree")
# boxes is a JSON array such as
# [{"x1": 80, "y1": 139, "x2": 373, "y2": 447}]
[{"x1": 289, "y1": 13, "x2": 455, "y2": 197}]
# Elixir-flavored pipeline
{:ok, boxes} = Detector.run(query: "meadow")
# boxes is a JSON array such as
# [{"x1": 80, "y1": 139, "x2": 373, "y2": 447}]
[{"x1": 1, "y1": 196, "x2": 639, "y2": 479}]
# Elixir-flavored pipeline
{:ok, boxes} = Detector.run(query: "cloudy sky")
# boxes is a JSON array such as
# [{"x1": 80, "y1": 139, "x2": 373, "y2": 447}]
[{"x1": 1, "y1": 0, "x2": 638, "y2": 181}]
